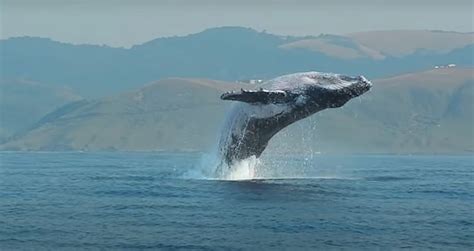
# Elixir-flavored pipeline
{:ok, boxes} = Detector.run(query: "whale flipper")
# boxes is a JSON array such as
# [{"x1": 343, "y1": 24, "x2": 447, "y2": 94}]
[{"x1": 221, "y1": 89, "x2": 292, "y2": 104}]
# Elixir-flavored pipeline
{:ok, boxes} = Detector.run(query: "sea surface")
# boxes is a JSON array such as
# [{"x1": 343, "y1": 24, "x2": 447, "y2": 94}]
[{"x1": 0, "y1": 152, "x2": 473, "y2": 250}]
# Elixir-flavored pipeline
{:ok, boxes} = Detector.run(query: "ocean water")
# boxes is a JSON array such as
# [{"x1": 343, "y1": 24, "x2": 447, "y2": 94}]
[{"x1": 0, "y1": 152, "x2": 473, "y2": 250}]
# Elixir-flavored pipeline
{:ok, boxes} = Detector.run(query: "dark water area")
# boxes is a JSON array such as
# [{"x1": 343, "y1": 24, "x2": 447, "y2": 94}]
[{"x1": 0, "y1": 152, "x2": 473, "y2": 250}]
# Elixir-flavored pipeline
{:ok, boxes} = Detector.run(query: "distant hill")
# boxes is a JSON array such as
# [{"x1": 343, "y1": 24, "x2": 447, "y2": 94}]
[
  {"x1": 348, "y1": 30, "x2": 474, "y2": 57},
  {"x1": 2, "y1": 67, "x2": 472, "y2": 154},
  {"x1": 282, "y1": 30, "x2": 474, "y2": 60},
  {"x1": 269, "y1": 67, "x2": 473, "y2": 154},
  {"x1": 0, "y1": 79, "x2": 82, "y2": 142},
  {"x1": 1, "y1": 27, "x2": 472, "y2": 97},
  {"x1": 280, "y1": 34, "x2": 386, "y2": 60},
  {"x1": 0, "y1": 79, "x2": 240, "y2": 151}
]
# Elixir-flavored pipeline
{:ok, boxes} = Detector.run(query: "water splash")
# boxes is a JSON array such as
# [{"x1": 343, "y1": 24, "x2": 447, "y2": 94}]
[
  {"x1": 183, "y1": 153, "x2": 260, "y2": 181},
  {"x1": 222, "y1": 156, "x2": 259, "y2": 180},
  {"x1": 184, "y1": 108, "x2": 319, "y2": 181}
]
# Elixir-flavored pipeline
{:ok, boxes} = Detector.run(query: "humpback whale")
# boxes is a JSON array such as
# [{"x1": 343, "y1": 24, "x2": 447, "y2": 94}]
[{"x1": 216, "y1": 71, "x2": 372, "y2": 175}]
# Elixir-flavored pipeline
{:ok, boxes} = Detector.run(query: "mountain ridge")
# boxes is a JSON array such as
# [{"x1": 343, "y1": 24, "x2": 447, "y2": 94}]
[{"x1": 2, "y1": 27, "x2": 472, "y2": 97}]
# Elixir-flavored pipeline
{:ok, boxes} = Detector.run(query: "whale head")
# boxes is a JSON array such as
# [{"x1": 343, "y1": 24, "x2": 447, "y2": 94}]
[
  {"x1": 221, "y1": 71, "x2": 372, "y2": 110},
  {"x1": 300, "y1": 73, "x2": 372, "y2": 108}
]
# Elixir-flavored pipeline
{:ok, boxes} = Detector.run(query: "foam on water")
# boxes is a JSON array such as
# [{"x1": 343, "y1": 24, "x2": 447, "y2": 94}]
[
  {"x1": 183, "y1": 152, "x2": 260, "y2": 180},
  {"x1": 222, "y1": 156, "x2": 259, "y2": 180},
  {"x1": 184, "y1": 152, "x2": 366, "y2": 181}
]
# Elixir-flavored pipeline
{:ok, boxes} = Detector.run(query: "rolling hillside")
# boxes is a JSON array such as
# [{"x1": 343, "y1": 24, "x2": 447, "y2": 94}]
[
  {"x1": 269, "y1": 67, "x2": 473, "y2": 154},
  {"x1": 2, "y1": 68, "x2": 472, "y2": 154},
  {"x1": 282, "y1": 30, "x2": 474, "y2": 60},
  {"x1": 1, "y1": 79, "x2": 240, "y2": 151},
  {"x1": 1, "y1": 27, "x2": 472, "y2": 97},
  {"x1": 348, "y1": 30, "x2": 474, "y2": 57},
  {"x1": 0, "y1": 79, "x2": 82, "y2": 142}
]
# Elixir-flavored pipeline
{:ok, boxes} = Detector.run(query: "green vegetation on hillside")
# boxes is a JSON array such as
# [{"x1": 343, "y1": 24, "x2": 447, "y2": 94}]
[{"x1": 2, "y1": 68, "x2": 472, "y2": 154}]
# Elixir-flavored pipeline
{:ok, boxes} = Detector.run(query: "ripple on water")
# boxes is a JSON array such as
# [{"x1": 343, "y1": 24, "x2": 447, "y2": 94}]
[{"x1": 0, "y1": 153, "x2": 473, "y2": 249}]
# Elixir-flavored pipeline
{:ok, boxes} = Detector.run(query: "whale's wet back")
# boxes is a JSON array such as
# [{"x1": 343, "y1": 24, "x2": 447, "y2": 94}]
[{"x1": 215, "y1": 71, "x2": 372, "y2": 177}]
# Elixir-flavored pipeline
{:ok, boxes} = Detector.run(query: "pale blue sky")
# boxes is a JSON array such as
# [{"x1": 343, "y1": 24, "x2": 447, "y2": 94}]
[{"x1": 1, "y1": 0, "x2": 473, "y2": 47}]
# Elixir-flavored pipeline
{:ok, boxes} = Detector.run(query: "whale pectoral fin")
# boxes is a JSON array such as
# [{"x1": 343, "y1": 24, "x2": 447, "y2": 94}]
[{"x1": 221, "y1": 89, "x2": 291, "y2": 104}]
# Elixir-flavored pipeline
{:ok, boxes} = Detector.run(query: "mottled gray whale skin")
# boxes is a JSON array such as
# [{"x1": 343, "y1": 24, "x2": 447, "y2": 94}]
[{"x1": 217, "y1": 71, "x2": 372, "y2": 170}]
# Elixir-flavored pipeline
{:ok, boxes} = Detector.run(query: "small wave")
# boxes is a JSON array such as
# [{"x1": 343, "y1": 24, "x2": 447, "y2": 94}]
[
  {"x1": 364, "y1": 176, "x2": 413, "y2": 182},
  {"x1": 90, "y1": 175, "x2": 156, "y2": 182},
  {"x1": 252, "y1": 176, "x2": 359, "y2": 181}
]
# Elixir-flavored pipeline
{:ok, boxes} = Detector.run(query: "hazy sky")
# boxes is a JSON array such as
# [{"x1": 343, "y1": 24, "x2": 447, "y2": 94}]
[{"x1": 1, "y1": 0, "x2": 473, "y2": 47}]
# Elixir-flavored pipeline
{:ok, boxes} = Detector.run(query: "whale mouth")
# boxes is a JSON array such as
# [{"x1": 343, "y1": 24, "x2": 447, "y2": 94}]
[
  {"x1": 332, "y1": 75, "x2": 372, "y2": 97},
  {"x1": 351, "y1": 75, "x2": 372, "y2": 96},
  {"x1": 359, "y1": 75, "x2": 371, "y2": 85},
  {"x1": 358, "y1": 75, "x2": 372, "y2": 88}
]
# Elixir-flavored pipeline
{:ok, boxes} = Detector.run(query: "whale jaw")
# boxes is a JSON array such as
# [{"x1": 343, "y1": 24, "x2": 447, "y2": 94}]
[{"x1": 305, "y1": 75, "x2": 372, "y2": 109}]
